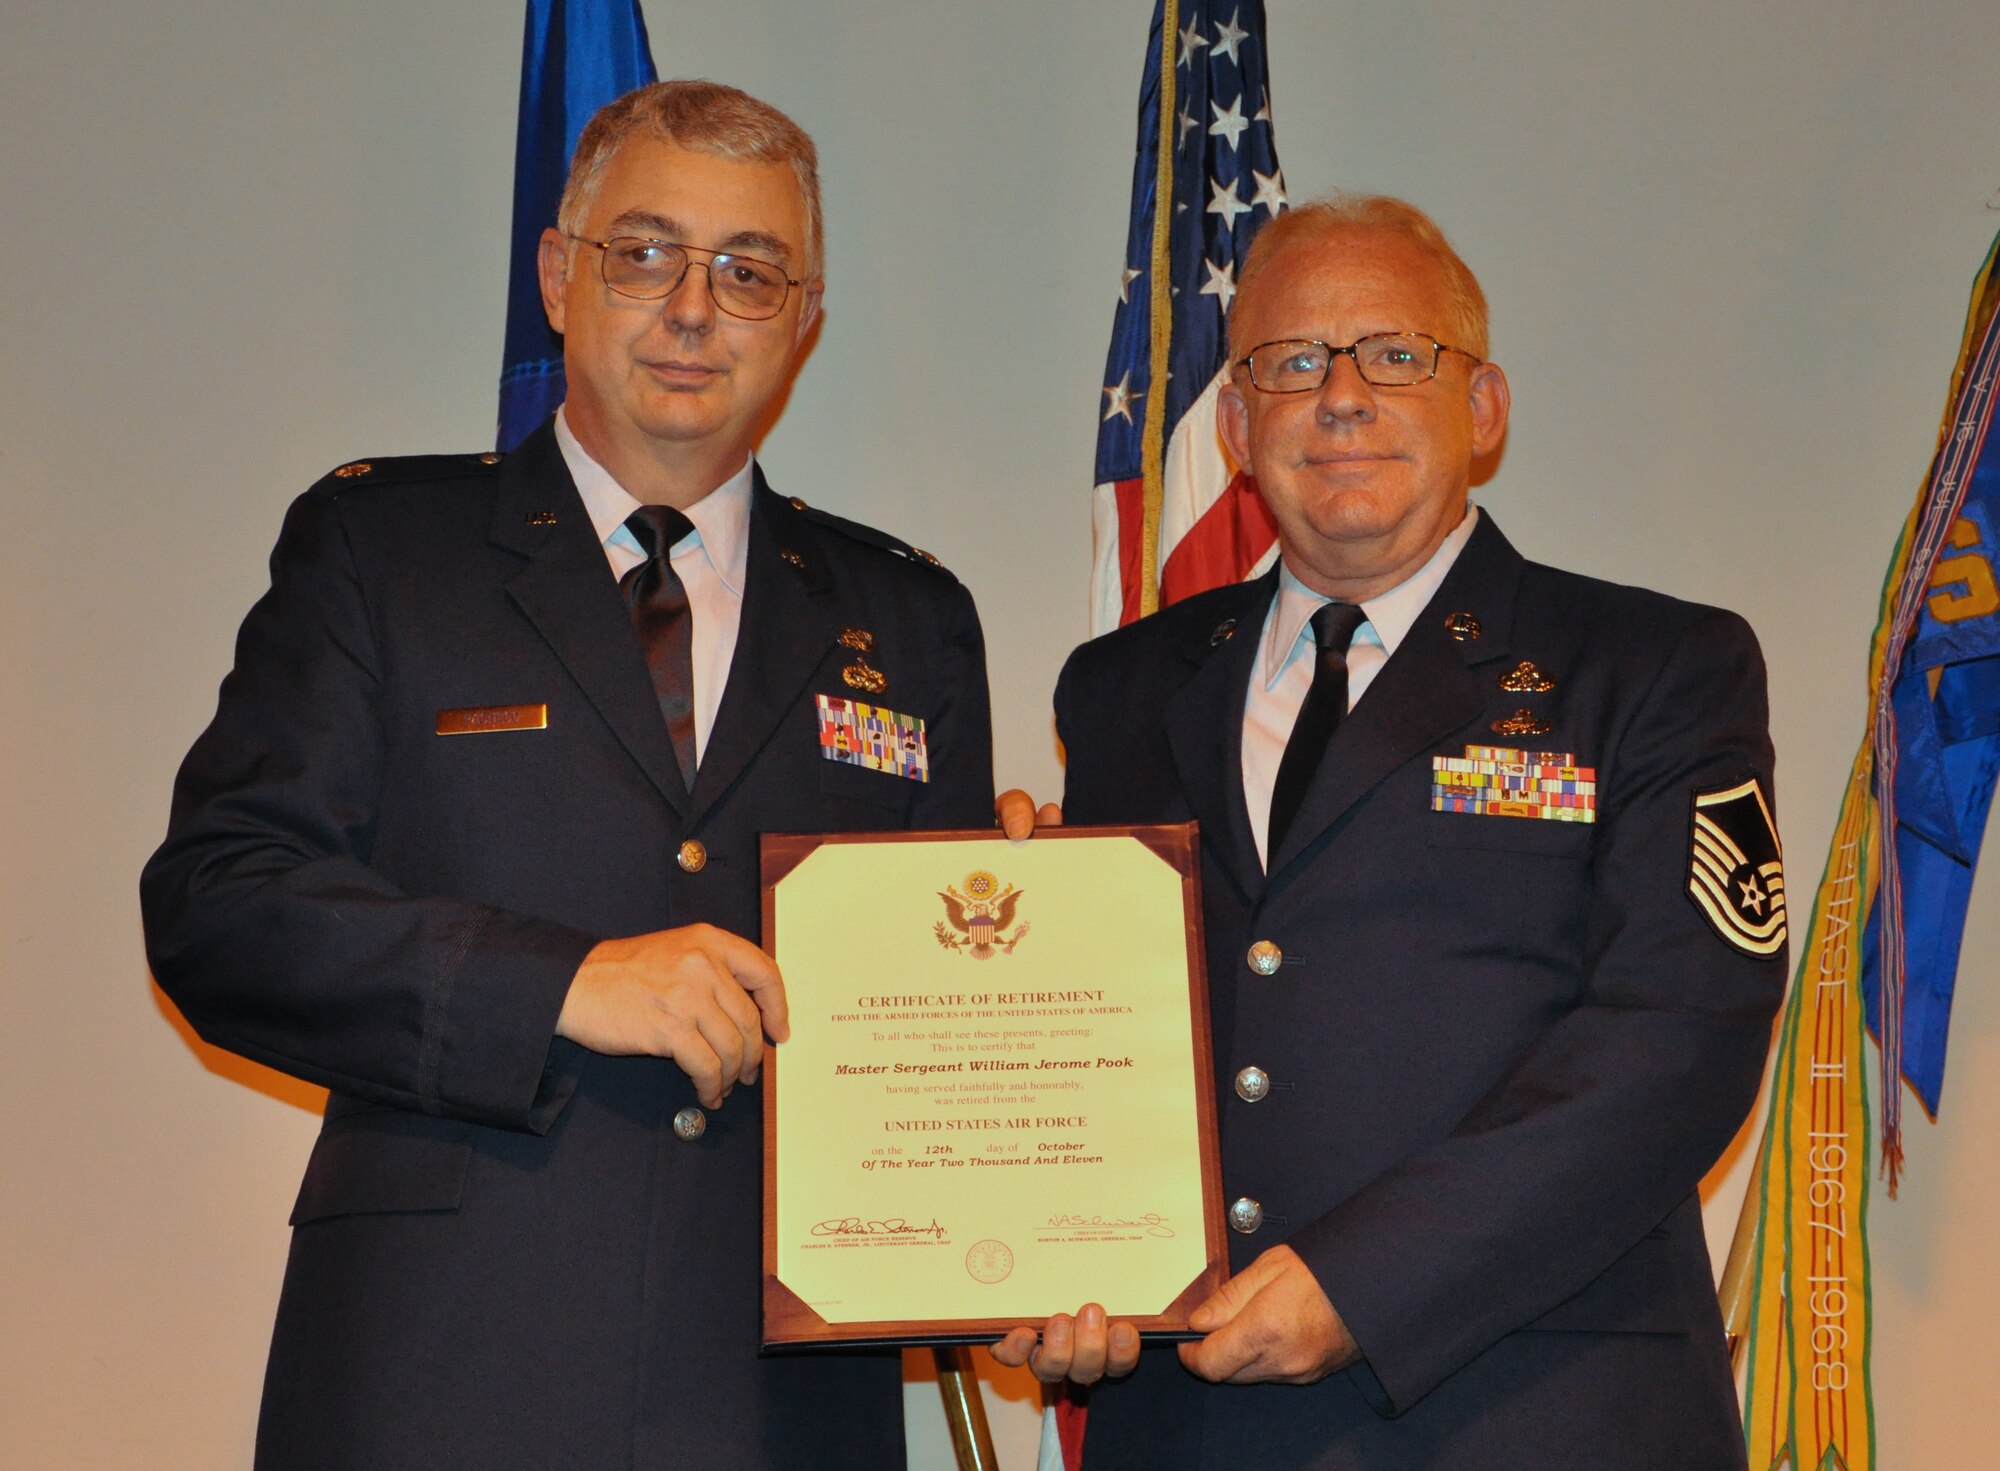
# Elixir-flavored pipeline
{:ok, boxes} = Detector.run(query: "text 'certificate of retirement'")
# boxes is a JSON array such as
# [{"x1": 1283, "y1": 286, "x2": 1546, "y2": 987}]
[{"x1": 760, "y1": 825, "x2": 1225, "y2": 1347}]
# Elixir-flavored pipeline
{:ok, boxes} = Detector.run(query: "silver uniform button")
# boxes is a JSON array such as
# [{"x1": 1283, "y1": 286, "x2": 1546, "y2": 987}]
[
  {"x1": 1234, "y1": 1066, "x2": 1271, "y2": 1102},
  {"x1": 1247, "y1": 940, "x2": 1283, "y2": 975},
  {"x1": 678, "y1": 839, "x2": 708, "y2": 873},
  {"x1": 1228, "y1": 1197, "x2": 1265, "y2": 1234},
  {"x1": 672, "y1": 1107, "x2": 707, "y2": 1141}
]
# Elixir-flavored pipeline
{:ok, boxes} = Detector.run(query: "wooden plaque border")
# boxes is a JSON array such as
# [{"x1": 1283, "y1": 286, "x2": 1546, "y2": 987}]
[{"x1": 759, "y1": 822, "x2": 1225, "y2": 1349}]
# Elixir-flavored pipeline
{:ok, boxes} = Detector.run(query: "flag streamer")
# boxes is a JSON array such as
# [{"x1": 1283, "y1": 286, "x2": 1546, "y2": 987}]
[{"x1": 1738, "y1": 226, "x2": 2000, "y2": 1471}]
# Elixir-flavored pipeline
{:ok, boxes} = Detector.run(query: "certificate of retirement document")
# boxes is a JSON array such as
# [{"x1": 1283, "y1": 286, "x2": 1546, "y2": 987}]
[{"x1": 760, "y1": 825, "x2": 1225, "y2": 1347}]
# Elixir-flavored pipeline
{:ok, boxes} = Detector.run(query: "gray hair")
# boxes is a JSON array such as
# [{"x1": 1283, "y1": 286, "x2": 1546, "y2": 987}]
[
  {"x1": 557, "y1": 79, "x2": 824, "y2": 279},
  {"x1": 1231, "y1": 193, "x2": 1488, "y2": 360}
]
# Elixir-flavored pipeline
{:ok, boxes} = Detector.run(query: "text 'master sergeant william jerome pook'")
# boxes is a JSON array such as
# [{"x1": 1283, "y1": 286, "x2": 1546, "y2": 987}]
[
  {"x1": 142, "y1": 80, "x2": 995, "y2": 1471},
  {"x1": 995, "y1": 196, "x2": 1785, "y2": 1471}
]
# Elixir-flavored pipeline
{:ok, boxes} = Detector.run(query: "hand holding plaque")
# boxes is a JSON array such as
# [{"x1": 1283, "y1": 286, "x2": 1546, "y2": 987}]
[{"x1": 760, "y1": 823, "x2": 1226, "y2": 1347}]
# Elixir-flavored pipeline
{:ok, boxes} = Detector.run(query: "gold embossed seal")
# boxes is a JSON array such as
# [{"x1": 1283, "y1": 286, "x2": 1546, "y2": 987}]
[{"x1": 966, "y1": 1239, "x2": 1014, "y2": 1284}]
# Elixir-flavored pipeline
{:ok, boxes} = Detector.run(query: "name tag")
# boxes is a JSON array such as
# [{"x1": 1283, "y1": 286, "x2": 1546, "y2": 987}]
[{"x1": 435, "y1": 703, "x2": 548, "y2": 736}]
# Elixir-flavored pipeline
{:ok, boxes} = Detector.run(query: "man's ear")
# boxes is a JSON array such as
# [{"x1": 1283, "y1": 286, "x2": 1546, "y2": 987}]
[
  {"x1": 538, "y1": 228, "x2": 571, "y2": 335},
  {"x1": 1218, "y1": 377, "x2": 1253, "y2": 471},
  {"x1": 1467, "y1": 360, "x2": 1510, "y2": 458},
  {"x1": 794, "y1": 281, "x2": 824, "y2": 345}
]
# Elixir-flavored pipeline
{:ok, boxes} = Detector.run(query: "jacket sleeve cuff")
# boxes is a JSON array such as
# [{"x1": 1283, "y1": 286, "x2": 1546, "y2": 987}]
[
  {"x1": 428, "y1": 912, "x2": 599, "y2": 1133},
  {"x1": 1289, "y1": 1217, "x2": 1438, "y2": 1418}
]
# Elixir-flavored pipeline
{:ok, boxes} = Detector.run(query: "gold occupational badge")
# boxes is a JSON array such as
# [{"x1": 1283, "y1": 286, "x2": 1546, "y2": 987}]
[
  {"x1": 934, "y1": 870, "x2": 1029, "y2": 960},
  {"x1": 1491, "y1": 708, "x2": 1553, "y2": 737},
  {"x1": 1688, "y1": 778, "x2": 1787, "y2": 957},
  {"x1": 842, "y1": 658, "x2": 888, "y2": 694},
  {"x1": 1499, "y1": 660, "x2": 1556, "y2": 693}
]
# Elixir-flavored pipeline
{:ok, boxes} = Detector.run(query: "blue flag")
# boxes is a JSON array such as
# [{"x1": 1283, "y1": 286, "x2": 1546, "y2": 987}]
[
  {"x1": 498, "y1": 0, "x2": 657, "y2": 451},
  {"x1": 1862, "y1": 230, "x2": 2000, "y2": 1143}
]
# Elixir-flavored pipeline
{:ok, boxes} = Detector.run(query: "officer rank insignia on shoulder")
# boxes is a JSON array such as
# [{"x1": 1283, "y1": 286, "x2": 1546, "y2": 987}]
[
  {"x1": 816, "y1": 694, "x2": 929, "y2": 782},
  {"x1": 1687, "y1": 778, "x2": 1787, "y2": 957},
  {"x1": 1430, "y1": 745, "x2": 1596, "y2": 822}
]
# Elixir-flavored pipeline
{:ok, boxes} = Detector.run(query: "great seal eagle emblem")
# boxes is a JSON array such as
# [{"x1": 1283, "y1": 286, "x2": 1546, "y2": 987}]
[{"x1": 934, "y1": 870, "x2": 1029, "y2": 960}]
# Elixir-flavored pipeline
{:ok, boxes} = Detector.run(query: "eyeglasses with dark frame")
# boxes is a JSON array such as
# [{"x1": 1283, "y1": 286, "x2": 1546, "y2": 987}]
[
  {"x1": 568, "y1": 235, "x2": 806, "y2": 321},
  {"x1": 1234, "y1": 333, "x2": 1480, "y2": 392}
]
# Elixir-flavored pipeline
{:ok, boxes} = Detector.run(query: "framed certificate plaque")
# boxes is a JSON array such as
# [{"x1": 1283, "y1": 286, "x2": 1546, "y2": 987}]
[{"x1": 759, "y1": 824, "x2": 1226, "y2": 1348}]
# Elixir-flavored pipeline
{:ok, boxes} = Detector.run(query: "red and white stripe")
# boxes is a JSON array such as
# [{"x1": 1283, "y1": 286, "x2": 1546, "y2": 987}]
[{"x1": 1090, "y1": 371, "x2": 1280, "y2": 636}]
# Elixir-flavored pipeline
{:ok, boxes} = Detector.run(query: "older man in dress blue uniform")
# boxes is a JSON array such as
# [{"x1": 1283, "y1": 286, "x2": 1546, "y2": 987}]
[
  {"x1": 996, "y1": 195, "x2": 1782, "y2": 1470},
  {"x1": 144, "y1": 81, "x2": 994, "y2": 1470}
]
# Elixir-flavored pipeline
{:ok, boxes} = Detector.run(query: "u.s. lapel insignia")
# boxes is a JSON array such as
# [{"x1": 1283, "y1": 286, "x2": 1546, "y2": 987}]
[
  {"x1": 816, "y1": 693, "x2": 929, "y2": 782},
  {"x1": 524, "y1": 509, "x2": 558, "y2": 526},
  {"x1": 1431, "y1": 745, "x2": 1596, "y2": 822},
  {"x1": 1492, "y1": 708, "x2": 1552, "y2": 737},
  {"x1": 1688, "y1": 778, "x2": 1787, "y2": 957},
  {"x1": 1443, "y1": 611, "x2": 1482, "y2": 641},
  {"x1": 842, "y1": 657, "x2": 888, "y2": 694},
  {"x1": 1499, "y1": 660, "x2": 1555, "y2": 693}
]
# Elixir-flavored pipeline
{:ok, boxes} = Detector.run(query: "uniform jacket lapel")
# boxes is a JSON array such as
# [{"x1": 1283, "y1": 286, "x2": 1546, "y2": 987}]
[
  {"x1": 488, "y1": 420, "x2": 689, "y2": 815},
  {"x1": 688, "y1": 473, "x2": 840, "y2": 824},
  {"x1": 1264, "y1": 515, "x2": 1527, "y2": 885},
  {"x1": 1164, "y1": 572, "x2": 1277, "y2": 905}
]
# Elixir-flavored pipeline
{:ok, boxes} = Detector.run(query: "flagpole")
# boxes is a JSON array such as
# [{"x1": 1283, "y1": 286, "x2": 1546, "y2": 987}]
[
  {"x1": 1136, "y1": 0, "x2": 1180, "y2": 619},
  {"x1": 1716, "y1": 1130, "x2": 1767, "y2": 1364},
  {"x1": 933, "y1": 1346, "x2": 1001, "y2": 1471}
]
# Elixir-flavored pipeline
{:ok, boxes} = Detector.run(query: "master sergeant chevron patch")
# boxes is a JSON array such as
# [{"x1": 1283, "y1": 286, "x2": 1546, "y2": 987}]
[{"x1": 1688, "y1": 778, "x2": 1787, "y2": 958}]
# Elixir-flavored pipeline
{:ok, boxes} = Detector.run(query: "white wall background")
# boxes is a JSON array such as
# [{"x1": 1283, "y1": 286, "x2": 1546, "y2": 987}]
[{"x1": 3, "y1": 2, "x2": 1998, "y2": 1466}]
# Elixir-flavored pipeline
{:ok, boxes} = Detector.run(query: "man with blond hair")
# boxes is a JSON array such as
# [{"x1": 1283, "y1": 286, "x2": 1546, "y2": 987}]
[
  {"x1": 145, "y1": 80, "x2": 994, "y2": 1469},
  {"x1": 996, "y1": 194, "x2": 1781, "y2": 1468}
]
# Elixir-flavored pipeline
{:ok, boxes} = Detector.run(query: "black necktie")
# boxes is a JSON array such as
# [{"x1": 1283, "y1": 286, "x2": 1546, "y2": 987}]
[
  {"x1": 1267, "y1": 601, "x2": 1367, "y2": 859},
  {"x1": 621, "y1": 505, "x2": 699, "y2": 789}
]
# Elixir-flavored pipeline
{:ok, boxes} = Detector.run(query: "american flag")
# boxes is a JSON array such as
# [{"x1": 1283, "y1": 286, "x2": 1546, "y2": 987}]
[
  {"x1": 1050, "y1": 14, "x2": 1287, "y2": 1468},
  {"x1": 1089, "y1": 0, "x2": 1287, "y2": 634}
]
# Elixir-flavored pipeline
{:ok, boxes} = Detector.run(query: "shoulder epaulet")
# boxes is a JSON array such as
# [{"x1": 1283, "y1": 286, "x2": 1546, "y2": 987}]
[
  {"x1": 784, "y1": 495, "x2": 958, "y2": 580},
  {"x1": 310, "y1": 450, "x2": 506, "y2": 497}
]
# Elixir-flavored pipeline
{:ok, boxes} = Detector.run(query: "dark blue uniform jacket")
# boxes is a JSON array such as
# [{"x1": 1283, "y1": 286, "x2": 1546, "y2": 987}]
[
  {"x1": 142, "y1": 420, "x2": 995, "y2": 1470},
  {"x1": 1056, "y1": 514, "x2": 1778, "y2": 1471}
]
